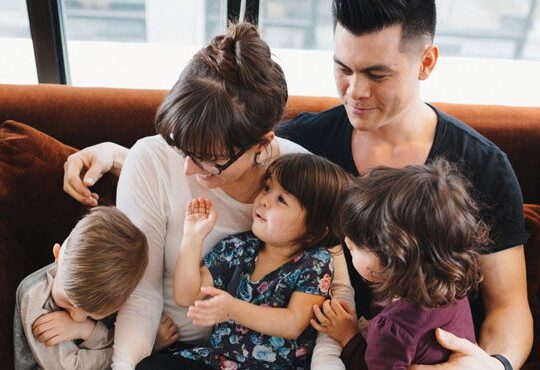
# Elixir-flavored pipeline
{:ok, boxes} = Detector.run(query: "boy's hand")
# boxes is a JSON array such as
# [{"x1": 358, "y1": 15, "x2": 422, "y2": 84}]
[
  {"x1": 153, "y1": 313, "x2": 179, "y2": 352},
  {"x1": 183, "y1": 198, "x2": 217, "y2": 240},
  {"x1": 187, "y1": 286, "x2": 235, "y2": 326},
  {"x1": 311, "y1": 299, "x2": 359, "y2": 347},
  {"x1": 32, "y1": 311, "x2": 96, "y2": 346}
]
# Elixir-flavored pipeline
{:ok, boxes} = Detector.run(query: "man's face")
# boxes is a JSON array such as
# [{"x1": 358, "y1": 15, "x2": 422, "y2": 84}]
[{"x1": 333, "y1": 23, "x2": 423, "y2": 132}]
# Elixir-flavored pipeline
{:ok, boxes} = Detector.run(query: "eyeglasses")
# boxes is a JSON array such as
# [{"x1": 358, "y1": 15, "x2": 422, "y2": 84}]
[{"x1": 179, "y1": 144, "x2": 253, "y2": 175}]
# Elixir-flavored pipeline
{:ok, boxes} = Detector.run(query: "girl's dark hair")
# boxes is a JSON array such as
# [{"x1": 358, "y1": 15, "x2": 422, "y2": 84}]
[
  {"x1": 155, "y1": 22, "x2": 288, "y2": 160},
  {"x1": 264, "y1": 153, "x2": 352, "y2": 250},
  {"x1": 340, "y1": 158, "x2": 489, "y2": 308},
  {"x1": 332, "y1": 0, "x2": 436, "y2": 50}
]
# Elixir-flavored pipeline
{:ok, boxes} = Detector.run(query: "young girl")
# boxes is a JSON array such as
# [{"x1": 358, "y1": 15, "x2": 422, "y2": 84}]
[
  {"x1": 312, "y1": 159, "x2": 490, "y2": 369},
  {"x1": 172, "y1": 153, "x2": 351, "y2": 369}
]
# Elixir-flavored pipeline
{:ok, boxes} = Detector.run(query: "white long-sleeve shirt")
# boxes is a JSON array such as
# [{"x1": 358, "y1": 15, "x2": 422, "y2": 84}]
[{"x1": 113, "y1": 135, "x2": 354, "y2": 369}]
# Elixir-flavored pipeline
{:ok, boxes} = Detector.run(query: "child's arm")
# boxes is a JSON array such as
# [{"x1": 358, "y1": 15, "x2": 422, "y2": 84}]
[
  {"x1": 188, "y1": 286, "x2": 325, "y2": 339},
  {"x1": 173, "y1": 198, "x2": 217, "y2": 307},
  {"x1": 28, "y1": 311, "x2": 113, "y2": 370}
]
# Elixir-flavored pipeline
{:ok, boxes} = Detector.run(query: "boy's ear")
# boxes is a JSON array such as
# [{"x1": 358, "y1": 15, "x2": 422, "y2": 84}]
[{"x1": 52, "y1": 243, "x2": 61, "y2": 261}]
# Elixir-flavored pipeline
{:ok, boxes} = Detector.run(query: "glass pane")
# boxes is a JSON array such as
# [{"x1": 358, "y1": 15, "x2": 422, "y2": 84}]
[
  {"x1": 63, "y1": 0, "x2": 227, "y2": 88},
  {"x1": 0, "y1": 0, "x2": 38, "y2": 84}
]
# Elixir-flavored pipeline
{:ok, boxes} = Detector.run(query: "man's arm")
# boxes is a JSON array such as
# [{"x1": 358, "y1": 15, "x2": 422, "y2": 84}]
[{"x1": 479, "y1": 245, "x2": 533, "y2": 368}]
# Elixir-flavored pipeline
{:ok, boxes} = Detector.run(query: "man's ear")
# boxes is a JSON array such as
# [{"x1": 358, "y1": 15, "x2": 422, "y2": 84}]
[
  {"x1": 53, "y1": 243, "x2": 61, "y2": 261},
  {"x1": 418, "y1": 44, "x2": 439, "y2": 81}
]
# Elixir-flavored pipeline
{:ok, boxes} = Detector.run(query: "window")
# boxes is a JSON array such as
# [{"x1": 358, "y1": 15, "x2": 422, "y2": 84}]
[
  {"x1": 0, "y1": 0, "x2": 37, "y2": 84},
  {"x1": 62, "y1": 0, "x2": 227, "y2": 88}
]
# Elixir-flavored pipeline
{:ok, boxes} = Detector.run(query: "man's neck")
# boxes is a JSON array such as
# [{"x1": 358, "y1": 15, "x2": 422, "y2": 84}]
[{"x1": 360, "y1": 101, "x2": 437, "y2": 146}]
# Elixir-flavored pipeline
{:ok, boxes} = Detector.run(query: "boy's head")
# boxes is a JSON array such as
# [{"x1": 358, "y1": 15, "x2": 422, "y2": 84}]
[
  {"x1": 51, "y1": 206, "x2": 148, "y2": 322},
  {"x1": 253, "y1": 153, "x2": 351, "y2": 250},
  {"x1": 340, "y1": 158, "x2": 489, "y2": 308}
]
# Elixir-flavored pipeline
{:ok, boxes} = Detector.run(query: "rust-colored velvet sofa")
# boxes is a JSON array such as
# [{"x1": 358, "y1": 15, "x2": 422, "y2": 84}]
[{"x1": 1, "y1": 83, "x2": 539, "y2": 369}]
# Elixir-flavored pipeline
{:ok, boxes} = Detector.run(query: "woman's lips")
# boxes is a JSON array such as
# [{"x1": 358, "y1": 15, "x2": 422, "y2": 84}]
[{"x1": 255, "y1": 211, "x2": 266, "y2": 222}]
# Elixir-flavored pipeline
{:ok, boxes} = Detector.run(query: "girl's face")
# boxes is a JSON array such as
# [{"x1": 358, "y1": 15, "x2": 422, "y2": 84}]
[
  {"x1": 252, "y1": 175, "x2": 307, "y2": 248},
  {"x1": 344, "y1": 237, "x2": 384, "y2": 283}
]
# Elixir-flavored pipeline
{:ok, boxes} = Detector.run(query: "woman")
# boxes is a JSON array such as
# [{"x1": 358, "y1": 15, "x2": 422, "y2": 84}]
[{"x1": 64, "y1": 23, "x2": 353, "y2": 370}]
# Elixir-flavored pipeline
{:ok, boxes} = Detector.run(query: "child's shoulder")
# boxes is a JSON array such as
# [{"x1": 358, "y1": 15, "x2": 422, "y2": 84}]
[
  {"x1": 219, "y1": 231, "x2": 261, "y2": 246},
  {"x1": 300, "y1": 247, "x2": 333, "y2": 265},
  {"x1": 16, "y1": 263, "x2": 55, "y2": 307}
]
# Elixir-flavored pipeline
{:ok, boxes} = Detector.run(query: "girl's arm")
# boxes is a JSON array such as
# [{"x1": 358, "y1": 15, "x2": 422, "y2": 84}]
[
  {"x1": 188, "y1": 287, "x2": 325, "y2": 339},
  {"x1": 173, "y1": 198, "x2": 217, "y2": 307}
]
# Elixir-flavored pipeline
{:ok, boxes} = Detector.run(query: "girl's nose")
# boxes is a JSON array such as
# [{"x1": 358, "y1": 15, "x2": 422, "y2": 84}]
[{"x1": 184, "y1": 156, "x2": 205, "y2": 176}]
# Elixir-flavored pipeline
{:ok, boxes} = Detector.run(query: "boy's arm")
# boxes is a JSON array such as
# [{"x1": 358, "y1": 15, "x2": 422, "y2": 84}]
[
  {"x1": 311, "y1": 246, "x2": 356, "y2": 370},
  {"x1": 190, "y1": 287, "x2": 325, "y2": 339},
  {"x1": 23, "y1": 309, "x2": 113, "y2": 370}
]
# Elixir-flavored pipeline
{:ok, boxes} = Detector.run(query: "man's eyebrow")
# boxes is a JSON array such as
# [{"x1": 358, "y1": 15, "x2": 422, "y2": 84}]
[{"x1": 333, "y1": 56, "x2": 392, "y2": 74}]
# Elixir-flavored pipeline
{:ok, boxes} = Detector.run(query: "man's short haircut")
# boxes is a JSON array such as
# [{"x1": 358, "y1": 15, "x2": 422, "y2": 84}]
[
  {"x1": 61, "y1": 206, "x2": 148, "y2": 315},
  {"x1": 332, "y1": 0, "x2": 436, "y2": 50}
]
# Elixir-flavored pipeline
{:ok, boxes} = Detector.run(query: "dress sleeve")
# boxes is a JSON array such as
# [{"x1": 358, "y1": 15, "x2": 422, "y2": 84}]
[
  {"x1": 113, "y1": 140, "x2": 169, "y2": 369},
  {"x1": 294, "y1": 248, "x2": 333, "y2": 298},
  {"x1": 203, "y1": 235, "x2": 244, "y2": 290},
  {"x1": 364, "y1": 315, "x2": 417, "y2": 370}
]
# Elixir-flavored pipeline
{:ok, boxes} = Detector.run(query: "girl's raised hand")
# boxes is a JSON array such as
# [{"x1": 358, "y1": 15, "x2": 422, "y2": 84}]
[{"x1": 183, "y1": 197, "x2": 217, "y2": 239}]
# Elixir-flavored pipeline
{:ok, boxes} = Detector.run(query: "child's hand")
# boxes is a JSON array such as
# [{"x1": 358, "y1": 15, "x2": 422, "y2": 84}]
[
  {"x1": 32, "y1": 311, "x2": 96, "y2": 346},
  {"x1": 187, "y1": 286, "x2": 235, "y2": 326},
  {"x1": 183, "y1": 198, "x2": 217, "y2": 239},
  {"x1": 153, "y1": 313, "x2": 179, "y2": 352},
  {"x1": 311, "y1": 299, "x2": 359, "y2": 348}
]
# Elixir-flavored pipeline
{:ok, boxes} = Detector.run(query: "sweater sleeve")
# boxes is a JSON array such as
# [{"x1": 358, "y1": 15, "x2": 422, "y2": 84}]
[
  {"x1": 311, "y1": 246, "x2": 356, "y2": 370},
  {"x1": 341, "y1": 333, "x2": 368, "y2": 370},
  {"x1": 364, "y1": 315, "x2": 417, "y2": 370},
  {"x1": 113, "y1": 139, "x2": 169, "y2": 369}
]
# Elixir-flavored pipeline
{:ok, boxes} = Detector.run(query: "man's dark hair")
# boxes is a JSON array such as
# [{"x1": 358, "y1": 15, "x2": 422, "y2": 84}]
[
  {"x1": 340, "y1": 158, "x2": 489, "y2": 308},
  {"x1": 332, "y1": 0, "x2": 436, "y2": 48}
]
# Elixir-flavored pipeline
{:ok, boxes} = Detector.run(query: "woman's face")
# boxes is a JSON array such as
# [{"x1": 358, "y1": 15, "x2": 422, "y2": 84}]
[
  {"x1": 344, "y1": 237, "x2": 384, "y2": 283},
  {"x1": 251, "y1": 175, "x2": 307, "y2": 248},
  {"x1": 183, "y1": 146, "x2": 260, "y2": 189}
]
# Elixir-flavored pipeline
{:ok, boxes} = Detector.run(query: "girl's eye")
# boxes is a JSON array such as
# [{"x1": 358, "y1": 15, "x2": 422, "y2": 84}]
[
  {"x1": 278, "y1": 195, "x2": 287, "y2": 205},
  {"x1": 263, "y1": 184, "x2": 270, "y2": 192}
]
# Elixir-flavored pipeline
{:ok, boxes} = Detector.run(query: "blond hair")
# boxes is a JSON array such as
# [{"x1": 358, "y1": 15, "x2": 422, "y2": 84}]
[{"x1": 61, "y1": 206, "x2": 148, "y2": 315}]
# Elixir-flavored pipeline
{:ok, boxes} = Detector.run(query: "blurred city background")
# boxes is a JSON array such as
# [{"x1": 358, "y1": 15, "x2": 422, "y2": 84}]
[{"x1": 1, "y1": 0, "x2": 539, "y2": 105}]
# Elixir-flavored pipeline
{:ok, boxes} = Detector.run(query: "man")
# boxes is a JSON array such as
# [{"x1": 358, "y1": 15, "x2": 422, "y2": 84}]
[
  {"x1": 276, "y1": 1, "x2": 532, "y2": 369},
  {"x1": 63, "y1": 1, "x2": 532, "y2": 368}
]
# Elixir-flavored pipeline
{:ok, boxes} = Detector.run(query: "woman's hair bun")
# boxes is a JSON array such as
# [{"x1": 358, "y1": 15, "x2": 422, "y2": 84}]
[{"x1": 204, "y1": 22, "x2": 274, "y2": 89}]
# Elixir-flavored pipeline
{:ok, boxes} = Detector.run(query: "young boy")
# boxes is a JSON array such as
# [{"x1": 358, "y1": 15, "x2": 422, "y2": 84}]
[{"x1": 13, "y1": 206, "x2": 161, "y2": 369}]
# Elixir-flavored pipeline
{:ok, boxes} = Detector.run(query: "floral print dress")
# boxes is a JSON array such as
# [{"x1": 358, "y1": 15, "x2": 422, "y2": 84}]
[{"x1": 177, "y1": 231, "x2": 333, "y2": 370}]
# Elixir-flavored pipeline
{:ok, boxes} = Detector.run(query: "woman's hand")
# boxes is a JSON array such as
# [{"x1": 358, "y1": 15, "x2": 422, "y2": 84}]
[
  {"x1": 32, "y1": 311, "x2": 96, "y2": 346},
  {"x1": 63, "y1": 142, "x2": 128, "y2": 206},
  {"x1": 409, "y1": 329, "x2": 505, "y2": 370},
  {"x1": 187, "y1": 286, "x2": 235, "y2": 326},
  {"x1": 311, "y1": 299, "x2": 359, "y2": 348},
  {"x1": 153, "y1": 313, "x2": 179, "y2": 352},
  {"x1": 183, "y1": 198, "x2": 217, "y2": 240}
]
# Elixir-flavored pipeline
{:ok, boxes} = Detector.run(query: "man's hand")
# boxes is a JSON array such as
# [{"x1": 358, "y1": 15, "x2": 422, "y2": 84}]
[
  {"x1": 187, "y1": 286, "x2": 235, "y2": 326},
  {"x1": 153, "y1": 313, "x2": 179, "y2": 352},
  {"x1": 311, "y1": 299, "x2": 359, "y2": 347},
  {"x1": 63, "y1": 142, "x2": 127, "y2": 206},
  {"x1": 409, "y1": 329, "x2": 505, "y2": 370},
  {"x1": 183, "y1": 198, "x2": 217, "y2": 240},
  {"x1": 32, "y1": 311, "x2": 96, "y2": 347}
]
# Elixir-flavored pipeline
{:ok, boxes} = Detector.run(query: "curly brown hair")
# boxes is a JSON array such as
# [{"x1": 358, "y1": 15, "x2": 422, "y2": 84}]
[{"x1": 340, "y1": 158, "x2": 489, "y2": 308}]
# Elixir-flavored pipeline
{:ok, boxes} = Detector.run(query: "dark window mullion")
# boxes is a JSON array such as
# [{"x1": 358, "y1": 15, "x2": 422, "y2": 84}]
[{"x1": 26, "y1": 0, "x2": 71, "y2": 84}]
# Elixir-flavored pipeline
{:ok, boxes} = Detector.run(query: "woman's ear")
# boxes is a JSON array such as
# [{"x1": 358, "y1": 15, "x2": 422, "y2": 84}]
[{"x1": 253, "y1": 131, "x2": 276, "y2": 165}]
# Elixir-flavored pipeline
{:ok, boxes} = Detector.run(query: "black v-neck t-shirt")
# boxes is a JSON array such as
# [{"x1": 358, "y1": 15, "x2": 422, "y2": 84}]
[{"x1": 276, "y1": 104, "x2": 528, "y2": 326}]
